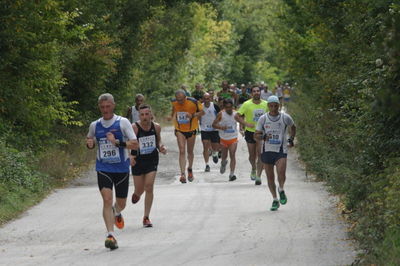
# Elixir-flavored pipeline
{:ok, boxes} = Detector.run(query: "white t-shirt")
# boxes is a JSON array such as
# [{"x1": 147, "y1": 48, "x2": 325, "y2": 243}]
[
  {"x1": 261, "y1": 90, "x2": 273, "y2": 101},
  {"x1": 87, "y1": 115, "x2": 136, "y2": 161}
]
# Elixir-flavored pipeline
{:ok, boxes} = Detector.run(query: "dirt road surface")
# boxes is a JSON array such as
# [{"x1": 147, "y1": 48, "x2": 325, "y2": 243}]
[{"x1": 0, "y1": 127, "x2": 356, "y2": 266}]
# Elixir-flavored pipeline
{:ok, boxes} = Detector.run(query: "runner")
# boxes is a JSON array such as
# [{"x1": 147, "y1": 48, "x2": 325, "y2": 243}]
[
  {"x1": 254, "y1": 95, "x2": 296, "y2": 211},
  {"x1": 181, "y1": 84, "x2": 191, "y2": 97},
  {"x1": 192, "y1": 83, "x2": 205, "y2": 101},
  {"x1": 168, "y1": 89, "x2": 204, "y2": 183},
  {"x1": 235, "y1": 86, "x2": 268, "y2": 185},
  {"x1": 126, "y1": 94, "x2": 144, "y2": 123},
  {"x1": 260, "y1": 83, "x2": 273, "y2": 101},
  {"x1": 237, "y1": 84, "x2": 251, "y2": 108},
  {"x1": 212, "y1": 99, "x2": 239, "y2": 181},
  {"x1": 217, "y1": 80, "x2": 236, "y2": 101},
  {"x1": 86, "y1": 93, "x2": 138, "y2": 250},
  {"x1": 130, "y1": 104, "x2": 167, "y2": 227},
  {"x1": 283, "y1": 83, "x2": 291, "y2": 103},
  {"x1": 200, "y1": 93, "x2": 221, "y2": 172}
]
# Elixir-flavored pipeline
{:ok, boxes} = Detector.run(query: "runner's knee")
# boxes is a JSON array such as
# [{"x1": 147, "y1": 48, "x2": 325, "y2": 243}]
[{"x1": 144, "y1": 183, "x2": 154, "y2": 193}]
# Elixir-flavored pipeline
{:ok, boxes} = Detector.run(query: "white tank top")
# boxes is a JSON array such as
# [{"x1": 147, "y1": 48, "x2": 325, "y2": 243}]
[
  {"x1": 218, "y1": 111, "x2": 238, "y2": 140},
  {"x1": 200, "y1": 102, "x2": 217, "y2": 131},
  {"x1": 261, "y1": 113, "x2": 288, "y2": 153},
  {"x1": 131, "y1": 106, "x2": 140, "y2": 123}
]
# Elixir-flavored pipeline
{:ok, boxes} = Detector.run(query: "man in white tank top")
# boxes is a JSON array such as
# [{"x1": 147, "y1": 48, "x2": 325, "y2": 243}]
[
  {"x1": 200, "y1": 93, "x2": 221, "y2": 172},
  {"x1": 212, "y1": 99, "x2": 239, "y2": 181},
  {"x1": 255, "y1": 95, "x2": 296, "y2": 211},
  {"x1": 126, "y1": 94, "x2": 144, "y2": 123}
]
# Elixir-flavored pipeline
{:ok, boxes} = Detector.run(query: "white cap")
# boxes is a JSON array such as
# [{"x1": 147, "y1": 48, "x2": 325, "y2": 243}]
[{"x1": 267, "y1": 95, "x2": 280, "y2": 104}]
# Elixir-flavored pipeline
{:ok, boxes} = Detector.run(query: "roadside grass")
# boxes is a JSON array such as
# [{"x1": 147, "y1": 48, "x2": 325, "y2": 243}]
[{"x1": 0, "y1": 131, "x2": 94, "y2": 226}]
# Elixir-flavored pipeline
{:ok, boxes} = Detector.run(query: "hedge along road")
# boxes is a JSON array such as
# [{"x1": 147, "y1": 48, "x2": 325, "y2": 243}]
[{"x1": 0, "y1": 126, "x2": 357, "y2": 266}]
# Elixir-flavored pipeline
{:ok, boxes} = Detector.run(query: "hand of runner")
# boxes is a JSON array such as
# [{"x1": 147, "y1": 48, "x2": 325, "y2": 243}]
[
  {"x1": 130, "y1": 156, "x2": 136, "y2": 166},
  {"x1": 106, "y1": 132, "x2": 116, "y2": 144},
  {"x1": 159, "y1": 144, "x2": 167, "y2": 155}
]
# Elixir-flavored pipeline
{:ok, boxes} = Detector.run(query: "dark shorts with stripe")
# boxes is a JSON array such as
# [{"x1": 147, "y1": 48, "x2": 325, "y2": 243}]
[
  {"x1": 131, "y1": 157, "x2": 159, "y2": 176},
  {"x1": 201, "y1": 131, "x2": 220, "y2": 143},
  {"x1": 97, "y1": 171, "x2": 129, "y2": 198},
  {"x1": 261, "y1": 147, "x2": 287, "y2": 165}
]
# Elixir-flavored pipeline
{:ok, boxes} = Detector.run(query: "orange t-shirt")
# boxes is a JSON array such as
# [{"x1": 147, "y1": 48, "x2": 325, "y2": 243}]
[{"x1": 171, "y1": 97, "x2": 203, "y2": 132}]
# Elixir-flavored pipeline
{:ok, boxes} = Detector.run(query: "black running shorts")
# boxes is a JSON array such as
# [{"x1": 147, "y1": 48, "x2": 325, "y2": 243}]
[
  {"x1": 175, "y1": 129, "x2": 197, "y2": 139},
  {"x1": 201, "y1": 131, "x2": 220, "y2": 143},
  {"x1": 244, "y1": 130, "x2": 256, "y2": 144},
  {"x1": 97, "y1": 171, "x2": 129, "y2": 198},
  {"x1": 131, "y1": 158, "x2": 159, "y2": 176},
  {"x1": 261, "y1": 147, "x2": 287, "y2": 165}
]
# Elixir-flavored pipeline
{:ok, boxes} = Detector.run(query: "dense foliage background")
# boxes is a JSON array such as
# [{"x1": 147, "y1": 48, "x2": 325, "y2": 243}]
[{"x1": 0, "y1": 0, "x2": 399, "y2": 264}]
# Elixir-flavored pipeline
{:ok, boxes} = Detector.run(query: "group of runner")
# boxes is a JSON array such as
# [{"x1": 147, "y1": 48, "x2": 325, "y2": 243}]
[{"x1": 86, "y1": 80, "x2": 296, "y2": 250}]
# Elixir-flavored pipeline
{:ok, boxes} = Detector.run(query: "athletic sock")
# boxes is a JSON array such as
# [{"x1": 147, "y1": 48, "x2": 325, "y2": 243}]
[
  {"x1": 107, "y1": 231, "x2": 115, "y2": 237},
  {"x1": 113, "y1": 204, "x2": 121, "y2": 216},
  {"x1": 212, "y1": 151, "x2": 218, "y2": 156},
  {"x1": 278, "y1": 187, "x2": 284, "y2": 192},
  {"x1": 273, "y1": 197, "x2": 279, "y2": 201}
]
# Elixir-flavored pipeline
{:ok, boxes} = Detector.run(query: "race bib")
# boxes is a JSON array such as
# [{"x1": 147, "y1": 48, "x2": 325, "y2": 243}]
[
  {"x1": 224, "y1": 125, "x2": 235, "y2": 133},
  {"x1": 99, "y1": 138, "x2": 121, "y2": 163},
  {"x1": 139, "y1": 135, "x2": 156, "y2": 154},
  {"x1": 177, "y1": 112, "x2": 189, "y2": 124},
  {"x1": 253, "y1": 109, "x2": 264, "y2": 122},
  {"x1": 267, "y1": 130, "x2": 282, "y2": 145}
]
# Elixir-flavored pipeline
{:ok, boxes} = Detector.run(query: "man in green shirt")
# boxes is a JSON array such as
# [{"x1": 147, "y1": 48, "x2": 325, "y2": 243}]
[{"x1": 235, "y1": 86, "x2": 268, "y2": 185}]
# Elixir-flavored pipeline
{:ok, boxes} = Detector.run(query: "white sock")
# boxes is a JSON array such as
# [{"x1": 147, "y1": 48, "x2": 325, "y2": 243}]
[
  {"x1": 230, "y1": 172, "x2": 234, "y2": 176},
  {"x1": 113, "y1": 204, "x2": 120, "y2": 216},
  {"x1": 273, "y1": 197, "x2": 279, "y2": 201},
  {"x1": 212, "y1": 151, "x2": 218, "y2": 156},
  {"x1": 278, "y1": 187, "x2": 284, "y2": 192},
  {"x1": 107, "y1": 231, "x2": 115, "y2": 237}
]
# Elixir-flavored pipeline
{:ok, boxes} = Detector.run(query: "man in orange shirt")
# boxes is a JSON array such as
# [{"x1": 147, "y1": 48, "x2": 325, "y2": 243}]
[{"x1": 169, "y1": 89, "x2": 204, "y2": 183}]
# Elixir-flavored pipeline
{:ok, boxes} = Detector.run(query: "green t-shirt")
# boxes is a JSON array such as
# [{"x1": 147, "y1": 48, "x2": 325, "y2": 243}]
[{"x1": 237, "y1": 99, "x2": 268, "y2": 132}]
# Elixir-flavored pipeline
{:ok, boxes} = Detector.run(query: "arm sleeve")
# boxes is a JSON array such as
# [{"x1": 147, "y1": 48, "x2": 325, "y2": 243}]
[
  {"x1": 87, "y1": 122, "x2": 96, "y2": 138},
  {"x1": 120, "y1": 118, "x2": 137, "y2": 140},
  {"x1": 283, "y1": 113, "x2": 295, "y2": 127},
  {"x1": 256, "y1": 115, "x2": 265, "y2": 131}
]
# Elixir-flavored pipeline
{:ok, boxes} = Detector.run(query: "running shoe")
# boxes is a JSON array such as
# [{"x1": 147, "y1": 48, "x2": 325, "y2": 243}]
[
  {"x1": 143, "y1": 216, "x2": 153, "y2": 228},
  {"x1": 112, "y1": 206, "x2": 125, "y2": 229},
  {"x1": 132, "y1": 193, "x2": 140, "y2": 204},
  {"x1": 250, "y1": 169, "x2": 256, "y2": 181},
  {"x1": 220, "y1": 160, "x2": 228, "y2": 174},
  {"x1": 229, "y1": 174, "x2": 237, "y2": 181},
  {"x1": 187, "y1": 168, "x2": 194, "y2": 182},
  {"x1": 255, "y1": 176, "x2": 262, "y2": 185},
  {"x1": 279, "y1": 190, "x2": 287, "y2": 205},
  {"x1": 105, "y1": 235, "x2": 118, "y2": 250},
  {"x1": 213, "y1": 154, "x2": 218, "y2": 163},
  {"x1": 270, "y1": 200, "x2": 280, "y2": 211},
  {"x1": 180, "y1": 174, "x2": 187, "y2": 184},
  {"x1": 205, "y1": 165, "x2": 210, "y2": 172}
]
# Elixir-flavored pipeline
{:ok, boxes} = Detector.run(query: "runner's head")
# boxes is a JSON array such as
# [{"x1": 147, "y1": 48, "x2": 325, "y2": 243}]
[
  {"x1": 251, "y1": 86, "x2": 261, "y2": 101},
  {"x1": 267, "y1": 95, "x2": 280, "y2": 113},
  {"x1": 240, "y1": 84, "x2": 246, "y2": 92},
  {"x1": 203, "y1": 93, "x2": 211, "y2": 105},
  {"x1": 98, "y1": 93, "x2": 115, "y2": 119},
  {"x1": 139, "y1": 104, "x2": 152, "y2": 123},
  {"x1": 195, "y1": 83, "x2": 203, "y2": 90},
  {"x1": 223, "y1": 98, "x2": 234, "y2": 115},
  {"x1": 135, "y1": 94, "x2": 144, "y2": 106},
  {"x1": 208, "y1": 89, "x2": 215, "y2": 98},
  {"x1": 175, "y1": 89, "x2": 187, "y2": 104},
  {"x1": 221, "y1": 80, "x2": 229, "y2": 90}
]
